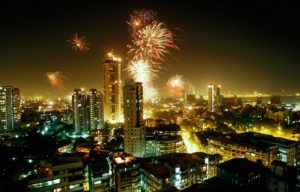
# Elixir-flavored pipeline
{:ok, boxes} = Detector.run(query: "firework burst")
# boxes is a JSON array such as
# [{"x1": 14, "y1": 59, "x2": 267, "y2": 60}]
[
  {"x1": 126, "y1": 60, "x2": 158, "y2": 100},
  {"x1": 128, "y1": 22, "x2": 178, "y2": 68},
  {"x1": 68, "y1": 33, "x2": 90, "y2": 52},
  {"x1": 127, "y1": 9, "x2": 157, "y2": 39},
  {"x1": 126, "y1": 60, "x2": 156, "y2": 84},
  {"x1": 166, "y1": 75, "x2": 185, "y2": 95},
  {"x1": 45, "y1": 71, "x2": 68, "y2": 92},
  {"x1": 126, "y1": 9, "x2": 179, "y2": 101}
]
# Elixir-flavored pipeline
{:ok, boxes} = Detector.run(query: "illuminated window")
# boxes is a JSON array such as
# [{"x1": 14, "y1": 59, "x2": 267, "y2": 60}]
[
  {"x1": 69, "y1": 184, "x2": 80, "y2": 189},
  {"x1": 94, "y1": 180, "x2": 102, "y2": 185}
]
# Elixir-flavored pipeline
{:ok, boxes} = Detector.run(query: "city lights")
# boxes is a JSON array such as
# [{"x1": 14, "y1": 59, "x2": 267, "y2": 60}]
[{"x1": 1, "y1": 2, "x2": 299, "y2": 192}]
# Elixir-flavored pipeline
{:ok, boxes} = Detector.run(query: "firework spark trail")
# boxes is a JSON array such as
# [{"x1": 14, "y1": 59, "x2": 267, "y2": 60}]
[
  {"x1": 68, "y1": 33, "x2": 90, "y2": 52},
  {"x1": 45, "y1": 71, "x2": 68, "y2": 92},
  {"x1": 166, "y1": 75, "x2": 185, "y2": 95}
]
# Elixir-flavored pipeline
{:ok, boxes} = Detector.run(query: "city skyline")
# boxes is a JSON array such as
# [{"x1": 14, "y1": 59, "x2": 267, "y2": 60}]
[
  {"x1": 1, "y1": 2, "x2": 300, "y2": 191},
  {"x1": 1, "y1": 0, "x2": 300, "y2": 98}
]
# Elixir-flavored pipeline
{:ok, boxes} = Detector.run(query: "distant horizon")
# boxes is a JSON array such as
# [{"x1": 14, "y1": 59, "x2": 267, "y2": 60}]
[{"x1": 12, "y1": 87, "x2": 300, "y2": 100}]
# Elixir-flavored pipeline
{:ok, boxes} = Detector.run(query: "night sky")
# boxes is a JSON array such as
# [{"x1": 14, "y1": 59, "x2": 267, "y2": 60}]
[{"x1": 1, "y1": 0, "x2": 299, "y2": 97}]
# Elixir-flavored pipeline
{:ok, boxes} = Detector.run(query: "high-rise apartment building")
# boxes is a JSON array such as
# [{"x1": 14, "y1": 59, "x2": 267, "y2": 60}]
[
  {"x1": 103, "y1": 51, "x2": 122, "y2": 123},
  {"x1": 0, "y1": 86, "x2": 21, "y2": 131},
  {"x1": 123, "y1": 79, "x2": 145, "y2": 157},
  {"x1": 72, "y1": 88, "x2": 104, "y2": 133},
  {"x1": 72, "y1": 89, "x2": 88, "y2": 133},
  {"x1": 88, "y1": 89, "x2": 104, "y2": 130},
  {"x1": 207, "y1": 83, "x2": 221, "y2": 112}
]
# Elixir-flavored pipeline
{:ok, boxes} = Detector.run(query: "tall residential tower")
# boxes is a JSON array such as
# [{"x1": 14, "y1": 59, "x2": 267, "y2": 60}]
[
  {"x1": 72, "y1": 88, "x2": 104, "y2": 133},
  {"x1": 72, "y1": 89, "x2": 88, "y2": 133},
  {"x1": 123, "y1": 79, "x2": 145, "y2": 157},
  {"x1": 0, "y1": 86, "x2": 21, "y2": 131},
  {"x1": 207, "y1": 83, "x2": 221, "y2": 112},
  {"x1": 88, "y1": 89, "x2": 104, "y2": 129},
  {"x1": 103, "y1": 51, "x2": 122, "y2": 123}
]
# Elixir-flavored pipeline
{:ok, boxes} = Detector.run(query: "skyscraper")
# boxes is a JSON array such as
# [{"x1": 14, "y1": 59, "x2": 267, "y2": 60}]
[
  {"x1": 0, "y1": 86, "x2": 21, "y2": 131},
  {"x1": 88, "y1": 89, "x2": 104, "y2": 130},
  {"x1": 207, "y1": 83, "x2": 221, "y2": 112},
  {"x1": 123, "y1": 79, "x2": 145, "y2": 157},
  {"x1": 103, "y1": 51, "x2": 122, "y2": 123},
  {"x1": 72, "y1": 89, "x2": 88, "y2": 133}
]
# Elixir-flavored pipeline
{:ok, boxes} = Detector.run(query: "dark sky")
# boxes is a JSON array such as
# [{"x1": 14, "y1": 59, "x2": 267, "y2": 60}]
[{"x1": 1, "y1": 0, "x2": 299, "y2": 97}]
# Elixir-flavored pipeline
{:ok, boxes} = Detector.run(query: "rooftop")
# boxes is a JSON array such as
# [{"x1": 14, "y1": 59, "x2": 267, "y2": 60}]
[
  {"x1": 158, "y1": 153, "x2": 204, "y2": 169},
  {"x1": 157, "y1": 135, "x2": 183, "y2": 141},
  {"x1": 49, "y1": 153, "x2": 82, "y2": 166},
  {"x1": 209, "y1": 134, "x2": 278, "y2": 152},
  {"x1": 142, "y1": 163, "x2": 170, "y2": 179},
  {"x1": 239, "y1": 132, "x2": 297, "y2": 146},
  {"x1": 147, "y1": 123, "x2": 181, "y2": 132},
  {"x1": 182, "y1": 177, "x2": 240, "y2": 192},
  {"x1": 112, "y1": 152, "x2": 137, "y2": 167},
  {"x1": 217, "y1": 158, "x2": 265, "y2": 175}
]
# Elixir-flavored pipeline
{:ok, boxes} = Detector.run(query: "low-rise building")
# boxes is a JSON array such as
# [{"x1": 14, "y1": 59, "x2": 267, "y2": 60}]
[
  {"x1": 197, "y1": 131, "x2": 280, "y2": 166},
  {"x1": 141, "y1": 163, "x2": 171, "y2": 192},
  {"x1": 159, "y1": 153, "x2": 215, "y2": 190},
  {"x1": 89, "y1": 129, "x2": 110, "y2": 145},
  {"x1": 111, "y1": 152, "x2": 141, "y2": 192},
  {"x1": 182, "y1": 177, "x2": 240, "y2": 192},
  {"x1": 27, "y1": 154, "x2": 85, "y2": 192},
  {"x1": 207, "y1": 135, "x2": 279, "y2": 166},
  {"x1": 240, "y1": 132, "x2": 298, "y2": 166},
  {"x1": 217, "y1": 158, "x2": 267, "y2": 191},
  {"x1": 88, "y1": 151, "x2": 112, "y2": 192},
  {"x1": 145, "y1": 135, "x2": 186, "y2": 157},
  {"x1": 145, "y1": 124, "x2": 185, "y2": 157},
  {"x1": 141, "y1": 152, "x2": 221, "y2": 191},
  {"x1": 267, "y1": 160, "x2": 297, "y2": 192}
]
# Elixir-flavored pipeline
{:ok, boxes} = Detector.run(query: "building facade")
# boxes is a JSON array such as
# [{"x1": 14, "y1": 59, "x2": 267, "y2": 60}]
[
  {"x1": 72, "y1": 88, "x2": 104, "y2": 133},
  {"x1": 27, "y1": 155, "x2": 85, "y2": 192},
  {"x1": 207, "y1": 83, "x2": 221, "y2": 112},
  {"x1": 207, "y1": 135, "x2": 280, "y2": 166},
  {"x1": 88, "y1": 151, "x2": 112, "y2": 192},
  {"x1": 88, "y1": 89, "x2": 104, "y2": 130},
  {"x1": 103, "y1": 51, "x2": 122, "y2": 123},
  {"x1": 217, "y1": 158, "x2": 266, "y2": 191},
  {"x1": 112, "y1": 152, "x2": 141, "y2": 192},
  {"x1": 239, "y1": 132, "x2": 298, "y2": 166},
  {"x1": 72, "y1": 89, "x2": 88, "y2": 133},
  {"x1": 123, "y1": 79, "x2": 145, "y2": 157},
  {"x1": 0, "y1": 86, "x2": 21, "y2": 131},
  {"x1": 267, "y1": 160, "x2": 297, "y2": 192},
  {"x1": 141, "y1": 163, "x2": 171, "y2": 192},
  {"x1": 145, "y1": 135, "x2": 186, "y2": 157}
]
